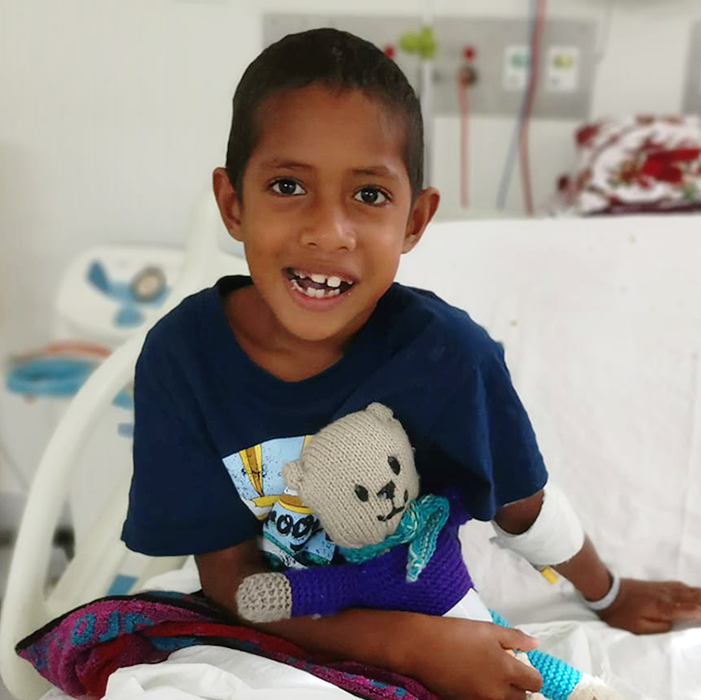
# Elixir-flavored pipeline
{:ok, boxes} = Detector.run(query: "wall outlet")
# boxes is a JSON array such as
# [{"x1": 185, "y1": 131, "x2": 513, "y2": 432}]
[
  {"x1": 430, "y1": 16, "x2": 596, "y2": 119},
  {"x1": 504, "y1": 45, "x2": 531, "y2": 91},
  {"x1": 546, "y1": 46, "x2": 580, "y2": 93},
  {"x1": 683, "y1": 21, "x2": 701, "y2": 114}
]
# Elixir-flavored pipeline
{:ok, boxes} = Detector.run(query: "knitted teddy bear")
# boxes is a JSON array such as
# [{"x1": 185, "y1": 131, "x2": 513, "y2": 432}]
[{"x1": 237, "y1": 403, "x2": 623, "y2": 700}]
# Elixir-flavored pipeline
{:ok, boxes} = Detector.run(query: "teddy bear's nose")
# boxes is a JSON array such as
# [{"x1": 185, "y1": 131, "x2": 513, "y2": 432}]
[{"x1": 377, "y1": 480, "x2": 396, "y2": 501}]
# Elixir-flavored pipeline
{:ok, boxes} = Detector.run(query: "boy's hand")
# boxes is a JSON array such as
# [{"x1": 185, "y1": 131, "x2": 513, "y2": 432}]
[
  {"x1": 404, "y1": 617, "x2": 542, "y2": 700},
  {"x1": 597, "y1": 578, "x2": 701, "y2": 634}
]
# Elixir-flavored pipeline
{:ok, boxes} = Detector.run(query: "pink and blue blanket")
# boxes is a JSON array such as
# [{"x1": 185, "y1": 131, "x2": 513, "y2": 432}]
[{"x1": 16, "y1": 590, "x2": 437, "y2": 700}]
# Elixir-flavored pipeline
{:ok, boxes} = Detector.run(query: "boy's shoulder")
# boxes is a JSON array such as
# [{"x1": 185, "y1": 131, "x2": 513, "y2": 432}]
[
  {"x1": 383, "y1": 282, "x2": 498, "y2": 362},
  {"x1": 139, "y1": 280, "x2": 227, "y2": 367},
  {"x1": 148, "y1": 284, "x2": 209, "y2": 336}
]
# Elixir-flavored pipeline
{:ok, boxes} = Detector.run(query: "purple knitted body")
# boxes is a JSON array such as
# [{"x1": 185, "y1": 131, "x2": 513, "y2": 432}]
[{"x1": 285, "y1": 497, "x2": 474, "y2": 618}]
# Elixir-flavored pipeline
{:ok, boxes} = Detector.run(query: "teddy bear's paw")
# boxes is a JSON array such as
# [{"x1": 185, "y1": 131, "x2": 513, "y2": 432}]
[
  {"x1": 570, "y1": 674, "x2": 626, "y2": 700},
  {"x1": 236, "y1": 572, "x2": 292, "y2": 623}
]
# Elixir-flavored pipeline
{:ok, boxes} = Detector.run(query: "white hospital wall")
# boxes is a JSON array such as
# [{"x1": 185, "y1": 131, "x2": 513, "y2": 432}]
[{"x1": 0, "y1": 0, "x2": 700, "y2": 493}]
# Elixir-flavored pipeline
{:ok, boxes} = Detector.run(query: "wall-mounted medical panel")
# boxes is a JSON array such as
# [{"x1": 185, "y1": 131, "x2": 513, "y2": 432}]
[
  {"x1": 430, "y1": 17, "x2": 596, "y2": 119},
  {"x1": 263, "y1": 14, "x2": 597, "y2": 120},
  {"x1": 683, "y1": 21, "x2": 701, "y2": 114}
]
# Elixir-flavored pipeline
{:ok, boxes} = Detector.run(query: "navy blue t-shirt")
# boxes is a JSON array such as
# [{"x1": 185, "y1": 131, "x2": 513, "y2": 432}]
[{"x1": 121, "y1": 275, "x2": 548, "y2": 557}]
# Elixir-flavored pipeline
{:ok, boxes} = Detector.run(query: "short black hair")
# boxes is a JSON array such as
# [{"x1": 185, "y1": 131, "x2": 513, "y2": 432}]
[{"x1": 225, "y1": 28, "x2": 424, "y2": 201}]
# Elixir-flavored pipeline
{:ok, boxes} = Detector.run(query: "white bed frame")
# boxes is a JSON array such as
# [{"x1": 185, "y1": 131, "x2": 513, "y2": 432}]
[{"x1": 0, "y1": 193, "x2": 248, "y2": 700}]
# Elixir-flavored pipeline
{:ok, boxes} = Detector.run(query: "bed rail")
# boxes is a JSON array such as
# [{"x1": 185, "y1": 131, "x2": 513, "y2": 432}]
[{"x1": 0, "y1": 192, "x2": 241, "y2": 700}]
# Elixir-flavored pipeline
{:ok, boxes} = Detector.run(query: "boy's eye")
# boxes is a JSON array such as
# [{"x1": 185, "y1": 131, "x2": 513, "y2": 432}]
[
  {"x1": 270, "y1": 179, "x2": 305, "y2": 196},
  {"x1": 353, "y1": 186, "x2": 389, "y2": 206}
]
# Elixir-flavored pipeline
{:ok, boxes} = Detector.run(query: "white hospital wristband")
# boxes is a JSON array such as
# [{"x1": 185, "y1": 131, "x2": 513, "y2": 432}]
[{"x1": 583, "y1": 570, "x2": 621, "y2": 611}]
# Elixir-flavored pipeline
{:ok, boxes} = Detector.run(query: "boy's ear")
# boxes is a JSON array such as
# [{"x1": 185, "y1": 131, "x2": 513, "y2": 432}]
[
  {"x1": 402, "y1": 187, "x2": 440, "y2": 254},
  {"x1": 212, "y1": 167, "x2": 243, "y2": 242}
]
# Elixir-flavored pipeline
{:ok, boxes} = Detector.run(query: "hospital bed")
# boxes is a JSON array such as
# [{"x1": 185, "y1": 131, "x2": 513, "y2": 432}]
[{"x1": 1, "y1": 195, "x2": 700, "y2": 700}]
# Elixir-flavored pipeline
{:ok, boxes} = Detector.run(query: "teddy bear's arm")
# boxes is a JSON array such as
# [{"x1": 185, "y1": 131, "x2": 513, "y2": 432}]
[
  {"x1": 284, "y1": 560, "x2": 366, "y2": 617},
  {"x1": 237, "y1": 523, "x2": 473, "y2": 623},
  {"x1": 236, "y1": 561, "x2": 368, "y2": 623},
  {"x1": 238, "y1": 543, "x2": 432, "y2": 623}
]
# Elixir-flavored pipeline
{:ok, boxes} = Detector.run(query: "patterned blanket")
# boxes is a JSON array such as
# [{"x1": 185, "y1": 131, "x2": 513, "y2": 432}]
[
  {"x1": 553, "y1": 114, "x2": 701, "y2": 215},
  {"x1": 16, "y1": 590, "x2": 436, "y2": 700}
]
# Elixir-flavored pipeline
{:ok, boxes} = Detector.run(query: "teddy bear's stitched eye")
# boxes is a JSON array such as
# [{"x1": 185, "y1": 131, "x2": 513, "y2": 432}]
[
  {"x1": 354, "y1": 484, "x2": 369, "y2": 502},
  {"x1": 388, "y1": 456, "x2": 401, "y2": 475}
]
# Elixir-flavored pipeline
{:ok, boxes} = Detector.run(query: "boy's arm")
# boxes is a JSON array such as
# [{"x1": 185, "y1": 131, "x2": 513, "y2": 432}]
[
  {"x1": 495, "y1": 491, "x2": 701, "y2": 634},
  {"x1": 196, "y1": 540, "x2": 543, "y2": 700}
]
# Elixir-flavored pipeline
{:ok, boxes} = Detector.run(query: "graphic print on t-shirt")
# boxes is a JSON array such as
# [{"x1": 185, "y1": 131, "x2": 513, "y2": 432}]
[{"x1": 222, "y1": 435, "x2": 336, "y2": 569}]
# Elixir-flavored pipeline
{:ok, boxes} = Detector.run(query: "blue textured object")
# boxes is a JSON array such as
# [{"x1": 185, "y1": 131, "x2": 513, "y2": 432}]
[
  {"x1": 113, "y1": 391, "x2": 134, "y2": 410},
  {"x1": 107, "y1": 575, "x2": 137, "y2": 596},
  {"x1": 6, "y1": 356, "x2": 134, "y2": 410},
  {"x1": 114, "y1": 307, "x2": 144, "y2": 328},
  {"x1": 117, "y1": 423, "x2": 135, "y2": 439},
  {"x1": 6, "y1": 357, "x2": 93, "y2": 397},
  {"x1": 87, "y1": 261, "x2": 168, "y2": 307},
  {"x1": 490, "y1": 610, "x2": 582, "y2": 700},
  {"x1": 87, "y1": 261, "x2": 110, "y2": 293},
  {"x1": 87, "y1": 259, "x2": 169, "y2": 331}
]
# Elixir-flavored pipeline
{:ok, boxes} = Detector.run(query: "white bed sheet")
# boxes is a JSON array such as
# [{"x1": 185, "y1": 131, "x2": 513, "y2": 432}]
[
  {"x1": 39, "y1": 214, "x2": 701, "y2": 700},
  {"x1": 396, "y1": 216, "x2": 701, "y2": 585},
  {"x1": 40, "y1": 646, "x2": 355, "y2": 700},
  {"x1": 396, "y1": 214, "x2": 701, "y2": 700}
]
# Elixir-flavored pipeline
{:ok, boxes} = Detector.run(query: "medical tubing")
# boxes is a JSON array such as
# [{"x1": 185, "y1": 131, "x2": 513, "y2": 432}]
[
  {"x1": 519, "y1": 0, "x2": 546, "y2": 216},
  {"x1": 459, "y1": 69, "x2": 470, "y2": 208},
  {"x1": 495, "y1": 0, "x2": 542, "y2": 211}
]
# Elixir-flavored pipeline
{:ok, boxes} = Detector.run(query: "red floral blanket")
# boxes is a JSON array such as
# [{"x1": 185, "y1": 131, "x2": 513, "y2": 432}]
[{"x1": 554, "y1": 115, "x2": 701, "y2": 215}]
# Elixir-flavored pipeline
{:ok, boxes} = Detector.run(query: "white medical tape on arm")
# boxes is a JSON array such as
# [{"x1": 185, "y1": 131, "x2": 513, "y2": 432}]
[{"x1": 491, "y1": 483, "x2": 585, "y2": 567}]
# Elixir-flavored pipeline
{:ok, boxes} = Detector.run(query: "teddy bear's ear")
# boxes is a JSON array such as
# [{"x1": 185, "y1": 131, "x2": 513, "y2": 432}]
[
  {"x1": 282, "y1": 459, "x2": 305, "y2": 491},
  {"x1": 365, "y1": 403, "x2": 395, "y2": 421}
]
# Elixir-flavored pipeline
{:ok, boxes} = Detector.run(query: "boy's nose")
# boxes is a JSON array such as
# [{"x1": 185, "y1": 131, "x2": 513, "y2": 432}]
[{"x1": 300, "y1": 204, "x2": 356, "y2": 252}]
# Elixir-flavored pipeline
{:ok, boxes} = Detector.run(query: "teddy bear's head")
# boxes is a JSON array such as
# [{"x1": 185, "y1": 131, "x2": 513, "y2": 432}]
[{"x1": 282, "y1": 403, "x2": 419, "y2": 549}]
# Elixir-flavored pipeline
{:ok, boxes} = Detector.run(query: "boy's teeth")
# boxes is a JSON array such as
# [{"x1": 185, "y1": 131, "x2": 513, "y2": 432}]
[
  {"x1": 291, "y1": 269, "x2": 350, "y2": 288},
  {"x1": 290, "y1": 278, "x2": 342, "y2": 299}
]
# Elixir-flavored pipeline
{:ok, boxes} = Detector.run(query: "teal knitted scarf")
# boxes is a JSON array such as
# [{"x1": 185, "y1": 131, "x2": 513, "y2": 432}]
[{"x1": 339, "y1": 494, "x2": 450, "y2": 582}]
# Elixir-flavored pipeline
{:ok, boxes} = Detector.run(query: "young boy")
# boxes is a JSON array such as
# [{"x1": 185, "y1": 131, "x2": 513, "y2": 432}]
[{"x1": 123, "y1": 28, "x2": 701, "y2": 700}]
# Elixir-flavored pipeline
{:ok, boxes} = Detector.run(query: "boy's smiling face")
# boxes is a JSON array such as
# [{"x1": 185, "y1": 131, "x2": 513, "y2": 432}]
[{"x1": 214, "y1": 84, "x2": 439, "y2": 353}]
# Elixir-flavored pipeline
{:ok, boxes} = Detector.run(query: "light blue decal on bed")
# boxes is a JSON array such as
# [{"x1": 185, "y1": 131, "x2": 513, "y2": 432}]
[{"x1": 108, "y1": 574, "x2": 137, "y2": 596}]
